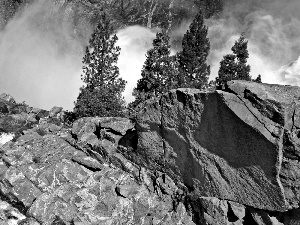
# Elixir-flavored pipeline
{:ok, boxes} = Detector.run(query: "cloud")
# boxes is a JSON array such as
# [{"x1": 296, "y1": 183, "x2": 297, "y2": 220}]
[
  {"x1": 0, "y1": 0, "x2": 158, "y2": 109},
  {"x1": 2, "y1": 0, "x2": 300, "y2": 111},
  {"x1": 116, "y1": 25, "x2": 157, "y2": 103},
  {"x1": 0, "y1": 0, "x2": 88, "y2": 110},
  {"x1": 207, "y1": 0, "x2": 300, "y2": 85}
]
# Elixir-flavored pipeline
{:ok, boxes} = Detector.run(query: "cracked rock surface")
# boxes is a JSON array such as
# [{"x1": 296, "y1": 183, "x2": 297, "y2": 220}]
[
  {"x1": 2, "y1": 80, "x2": 300, "y2": 224},
  {"x1": 130, "y1": 80, "x2": 300, "y2": 223},
  {"x1": 0, "y1": 97, "x2": 194, "y2": 224}
]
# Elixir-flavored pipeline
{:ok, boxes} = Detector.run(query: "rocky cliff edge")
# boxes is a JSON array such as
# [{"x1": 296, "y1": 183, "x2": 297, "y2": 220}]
[{"x1": 1, "y1": 81, "x2": 300, "y2": 224}]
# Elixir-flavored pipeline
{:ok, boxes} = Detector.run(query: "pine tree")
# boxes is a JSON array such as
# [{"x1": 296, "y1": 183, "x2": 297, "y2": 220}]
[
  {"x1": 74, "y1": 12, "x2": 126, "y2": 117},
  {"x1": 177, "y1": 9, "x2": 210, "y2": 89},
  {"x1": 131, "y1": 30, "x2": 177, "y2": 107},
  {"x1": 217, "y1": 35, "x2": 251, "y2": 88},
  {"x1": 218, "y1": 54, "x2": 237, "y2": 85},
  {"x1": 254, "y1": 74, "x2": 262, "y2": 83},
  {"x1": 231, "y1": 35, "x2": 251, "y2": 80}
]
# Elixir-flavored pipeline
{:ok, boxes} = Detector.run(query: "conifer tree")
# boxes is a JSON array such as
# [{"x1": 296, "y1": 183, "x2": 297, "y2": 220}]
[
  {"x1": 231, "y1": 35, "x2": 251, "y2": 80},
  {"x1": 74, "y1": 12, "x2": 126, "y2": 117},
  {"x1": 177, "y1": 9, "x2": 210, "y2": 89},
  {"x1": 254, "y1": 74, "x2": 262, "y2": 83},
  {"x1": 131, "y1": 30, "x2": 177, "y2": 107},
  {"x1": 218, "y1": 54, "x2": 237, "y2": 85},
  {"x1": 217, "y1": 35, "x2": 251, "y2": 88}
]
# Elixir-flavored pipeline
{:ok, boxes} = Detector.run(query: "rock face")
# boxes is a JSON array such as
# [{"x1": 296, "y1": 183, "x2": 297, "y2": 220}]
[
  {"x1": 2, "y1": 81, "x2": 300, "y2": 224},
  {"x1": 0, "y1": 95, "x2": 49, "y2": 137},
  {"x1": 130, "y1": 80, "x2": 300, "y2": 220},
  {"x1": 0, "y1": 93, "x2": 15, "y2": 103},
  {"x1": 0, "y1": 95, "x2": 194, "y2": 224},
  {"x1": 0, "y1": 133, "x2": 193, "y2": 224}
]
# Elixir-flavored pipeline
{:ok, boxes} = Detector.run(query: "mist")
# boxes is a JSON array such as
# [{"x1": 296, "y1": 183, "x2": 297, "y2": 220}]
[
  {"x1": 116, "y1": 26, "x2": 157, "y2": 103},
  {"x1": 207, "y1": 0, "x2": 300, "y2": 85},
  {"x1": 1, "y1": 0, "x2": 300, "y2": 111},
  {"x1": 0, "y1": 0, "x2": 88, "y2": 110},
  {"x1": 0, "y1": 0, "x2": 158, "y2": 110}
]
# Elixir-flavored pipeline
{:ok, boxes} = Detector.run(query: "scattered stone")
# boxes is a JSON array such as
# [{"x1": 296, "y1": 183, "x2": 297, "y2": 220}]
[
  {"x1": 0, "y1": 93, "x2": 15, "y2": 104},
  {"x1": 0, "y1": 132, "x2": 14, "y2": 147},
  {"x1": 1, "y1": 81, "x2": 300, "y2": 224},
  {"x1": 49, "y1": 106, "x2": 63, "y2": 118}
]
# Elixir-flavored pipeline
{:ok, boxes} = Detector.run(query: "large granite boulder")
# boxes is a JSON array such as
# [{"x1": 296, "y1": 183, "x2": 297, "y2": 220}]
[
  {"x1": 132, "y1": 80, "x2": 300, "y2": 212},
  {"x1": 72, "y1": 117, "x2": 135, "y2": 158}
]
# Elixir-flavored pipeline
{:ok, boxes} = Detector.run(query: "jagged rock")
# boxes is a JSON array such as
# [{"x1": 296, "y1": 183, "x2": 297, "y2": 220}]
[
  {"x1": 0, "y1": 132, "x2": 14, "y2": 147},
  {"x1": 248, "y1": 208, "x2": 284, "y2": 225},
  {"x1": 0, "y1": 100, "x2": 10, "y2": 114},
  {"x1": 283, "y1": 209, "x2": 300, "y2": 225},
  {"x1": 71, "y1": 117, "x2": 134, "y2": 158},
  {"x1": 133, "y1": 80, "x2": 300, "y2": 212},
  {"x1": 72, "y1": 117, "x2": 134, "y2": 139},
  {"x1": 24, "y1": 122, "x2": 63, "y2": 136},
  {"x1": 34, "y1": 108, "x2": 49, "y2": 120},
  {"x1": 49, "y1": 106, "x2": 63, "y2": 118},
  {"x1": 99, "y1": 117, "x2": 135, "y2": 135},
  {"x1": 0, "y1": 94, "x2": 31, "y2": 116},
  {"x1": 18, "y1": 217, "x2": 40, "y2": 225},
  {"x1": 0, "y1": 200, "x2": 27, "y2": 224},
  {"x1": 0, "y1": 114, "x2": 37, "y2": 133},
  {"x1": 0, "y1": 100, "x2": 51, "y2": 138},
  {"x1": 192, "y1": 197, "x2": 249, "y2": 225},
  {"x1": 72, "y1": 152, "x2": 104, "y2": 171},
  {"x1": 0, "y1": 93, "x2": 15, "y2": 104},
  {"x1": 228, "y1": 201, "x2": 246, "y2": 221},
  {"x1": 198, "y1": 197, "x2": 230, "y2": 225},
  {"x1": 3, "y1": 80, "x2": 300, "y2": 224},
  {"x1": 0, "y1": 123, "x2": 194, "y2": 224}
]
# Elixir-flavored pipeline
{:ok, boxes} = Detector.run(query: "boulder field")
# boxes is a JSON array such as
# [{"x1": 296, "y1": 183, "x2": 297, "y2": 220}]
[{"x1": 0, "y1": 80, "x2": 300, "y2": 224}]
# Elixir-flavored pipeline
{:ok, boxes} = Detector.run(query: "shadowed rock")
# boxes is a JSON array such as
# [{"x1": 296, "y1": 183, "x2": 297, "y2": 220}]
[
  {"x1": 133, "y1": 80, "x2": 300, "y2": 212},
  {"x1": 2, "y1": 81, "x2": 300, "y2": 224},
  {"x1": 0, "y1": 116, "x2": 193, "y2": 224}
]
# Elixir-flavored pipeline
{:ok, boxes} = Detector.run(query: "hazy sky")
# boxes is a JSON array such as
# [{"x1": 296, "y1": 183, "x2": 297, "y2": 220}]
[
  {"x1": 208, "y1": 0, "x2": 300, "y2": 85},
  {"x1": 0, "y1": 0, "x2": 300, "y2": 110}
]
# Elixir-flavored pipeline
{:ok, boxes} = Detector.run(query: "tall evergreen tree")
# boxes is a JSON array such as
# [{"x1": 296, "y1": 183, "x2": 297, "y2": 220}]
[
  {"x1": 177, "y1": 9, "x2": 210, "y2": 89},
  {"x1": 218, "y1": 54, "x2": 237, "y2": 85},
  {"x1": 74, "y1": 11, "x2": 126, "y2": 117},
  {"x1": 131, "y1": 30, "x2": 177, "y2": 107},
  {"x1": 231, "y1": 35, "x2": 251, "y2": 80},
  {"x1": 218, "y1": 35, "x2": 251, "y2": 87},
  {"x1": 254, "y1": 74, "x2": 262, "y2": 83}
]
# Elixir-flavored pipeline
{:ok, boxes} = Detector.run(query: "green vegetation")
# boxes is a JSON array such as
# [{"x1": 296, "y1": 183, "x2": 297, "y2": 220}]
[{"x1": 74, "y1": 11, "x2": 126, "y2": 117}]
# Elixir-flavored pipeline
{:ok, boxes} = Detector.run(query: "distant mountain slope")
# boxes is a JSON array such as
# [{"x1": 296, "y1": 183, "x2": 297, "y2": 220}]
[{"x1": 0, "y1": 0, "x2": 223, "y2": 30}]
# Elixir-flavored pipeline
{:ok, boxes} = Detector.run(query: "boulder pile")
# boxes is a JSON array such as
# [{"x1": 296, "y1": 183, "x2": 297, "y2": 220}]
[{"x1": 1, "y1": 80, "x2": 300, "y2": 224}]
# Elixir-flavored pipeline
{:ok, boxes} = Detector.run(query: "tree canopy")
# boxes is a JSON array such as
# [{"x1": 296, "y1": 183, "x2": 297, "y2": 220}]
[
  {"x1": 74, "y1": 12, "x2": 126, "y2": 117},
  {"x1": 130, "y1": 9, "x2": 211, "y2": 109},
  {"x1": 217, "y1": 35, "x2": 251, "y2": 88},
  {"x1": 177, "y1": 9, "x2": 210, "y2": 89},
  {"x1": 131, "y1": 30, "x2": 177, "y2": 108}
]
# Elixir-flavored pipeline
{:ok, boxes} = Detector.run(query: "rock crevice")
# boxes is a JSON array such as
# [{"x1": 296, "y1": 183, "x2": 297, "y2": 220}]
[{"x1": 1, "y1": 81, "x2": 300, "y2": 224}]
